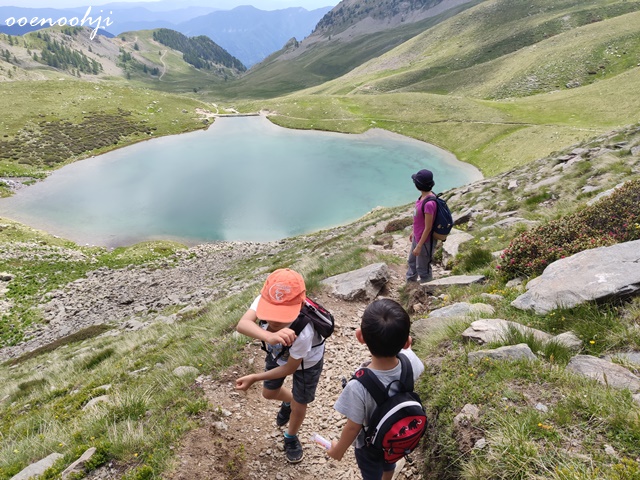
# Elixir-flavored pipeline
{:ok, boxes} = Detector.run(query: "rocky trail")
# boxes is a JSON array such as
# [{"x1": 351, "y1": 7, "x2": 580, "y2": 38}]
[{"x1": 165, "y1": 258, "x2": 428, "y2": 480}]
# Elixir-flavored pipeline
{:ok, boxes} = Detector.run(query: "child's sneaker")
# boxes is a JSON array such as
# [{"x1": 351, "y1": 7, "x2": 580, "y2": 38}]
[
  {"x1": 276, "y1": 402, "x2": 291, "y2": 427},
  {"x1": 283, "y1": 435, "x2": 304, "y2": 463}
]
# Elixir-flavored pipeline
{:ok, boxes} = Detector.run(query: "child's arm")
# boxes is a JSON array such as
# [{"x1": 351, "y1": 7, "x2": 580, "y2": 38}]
[
  {"x1": 236, "y1": 308, "x2": 296, "y2": 346},
  {"x1": 327, "y1": 419, "x2": 362, "y2": 461},
  {"x1": 236, "y1": 356, "x2": 303, "y2": 391}
]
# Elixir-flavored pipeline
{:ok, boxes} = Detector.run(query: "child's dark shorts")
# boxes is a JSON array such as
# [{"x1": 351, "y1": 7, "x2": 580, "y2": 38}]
[
  {"x1": 354, "y1": 446, "x2": 396, "y2": 480},
  {"x1": 263, "y1": 355, "x2": 323, "y2": 404}
]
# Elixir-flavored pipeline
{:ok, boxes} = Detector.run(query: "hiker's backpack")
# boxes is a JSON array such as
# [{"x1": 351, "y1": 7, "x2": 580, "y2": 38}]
[
  {"x1": 353, "y1": 353, "x2": 428, "y2": 464},
  {"x1": 420, "y1": 193, "x2": 454, "y2": 241},
  {"x1": 261, "y1": 298, "x2": 334, "y2": 361}
]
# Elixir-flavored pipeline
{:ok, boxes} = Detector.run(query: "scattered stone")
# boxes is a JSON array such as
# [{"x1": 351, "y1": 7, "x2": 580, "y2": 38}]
[
  {"x1": 480, "y1": 293, "x2": 504, "y2": 302},
  {"x1": 83, "y1": 395, "x2": 111, "y2": 410},
  {"x1": 586, "y1": 182, "x2": 625, "y2": 206},
  {"x1": 321, "y1": 263, "x2": 390, "y2": 301},
  {"x1": 453, "y1": 209, "x2": 473, "y2": 226},
  {"x1": 507, "y1": 180, "x2": 518, "y2": 190},
  {"x1": 535, "y1": 403, "x2": 549, "y2": 413},
  {"x1": 461, "y1": 319, "x2": 552, "y2": 345},
  {"x1": 423, "y1": 275, "x2": 485, "y2": 288},
  {"x1": 467, "y1": 343, "x2": 537, "y2": 364},
  {"x1": 604, "y1": 444, "x2": 618, "y2": 457},
  {"x1": 10, "y1": 453, "x2": 64, "y2": 480},
  {"x1": 603, "y1": 352, "x2": 640, "y2": 366},
  {"x1": 506, "y1": 277, "x2": 524, "y2": 288},
  {"x1": 485, "y1": 217, "x2": 539, "y2": 230},
  {"x1": 429, "y1": 302, "x2": 494, "y2": 318},
  {"x1": 62, "y1": 447, "x2": 97, "y2": 479},
  {"x1": 442, "y1": 231, "x2": 474, "y2": 268},
  {"x1": 473, "y1": 438, "x2": 487, "y2": 449},
  {"x1": 566, "y1": 355, "x2": 640, "y2": 392},
  {"x1": 550, "y1": 332, "x2": 582, "y2": 351},
  {"x1": 173, "y1": 366, "x2": 199, "y2": 377},
  {"x1": 0, "y1": 272, "x2": 14, "y2": 282},
  {"x1": 213, "y1": 421, "x2": 229, "y2": 431},
  {"x1": 120, "y1": 319, "x2": 147, "y2": 331},
  {"x1": 511, "y1": 240, "x2": 640, "y2": 314},
  {"x1": 453, "y1": 404, "x2": 480, "y2": 427}
]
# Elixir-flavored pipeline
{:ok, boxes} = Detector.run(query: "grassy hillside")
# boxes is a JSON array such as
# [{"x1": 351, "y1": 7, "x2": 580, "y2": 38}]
[
  {"x1": 216, "y1": 1, "x2": 480, "y2": 100},
  {"x1": 0, "y1": 28, "x2": 243, "y2": 96},
  {"x1": 236, "y1": 63, "x2": 640, "y2": 176},
  {"x1": 314, "y1": 0, "x2": 640, "y2": 98},
  {"x1": 0, "y1": 80, "x2": 210, "y2": 182}
]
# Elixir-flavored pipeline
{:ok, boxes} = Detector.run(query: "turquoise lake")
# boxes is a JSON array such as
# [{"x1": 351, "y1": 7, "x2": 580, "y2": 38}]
[{"x1": 0, "y1": 116, "x2": 482, "y2": 246}]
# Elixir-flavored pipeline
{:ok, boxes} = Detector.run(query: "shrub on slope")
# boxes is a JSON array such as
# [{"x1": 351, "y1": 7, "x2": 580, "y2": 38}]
[{"x1": 499, "y1": 179, "x2": 640, "y2": 279}]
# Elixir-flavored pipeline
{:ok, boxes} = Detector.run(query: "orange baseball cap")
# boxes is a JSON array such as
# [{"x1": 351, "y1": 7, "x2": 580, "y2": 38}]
[{"x1": 256, "y1": 269, "x2": 306, "y2": 323}]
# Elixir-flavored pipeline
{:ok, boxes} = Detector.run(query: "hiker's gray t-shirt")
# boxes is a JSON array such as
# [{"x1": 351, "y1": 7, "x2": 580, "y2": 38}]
[
  {"x1": 334, "y1": 348, "x2": 425, "y2": 449},
  {"x1": 250, "y1": 295, "x2": 324, "y2": 369}
]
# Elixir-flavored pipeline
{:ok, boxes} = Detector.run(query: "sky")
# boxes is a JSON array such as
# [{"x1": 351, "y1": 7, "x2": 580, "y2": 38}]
[{"x1": 0, "y1": 0, "x2": 339, "y2": 9}]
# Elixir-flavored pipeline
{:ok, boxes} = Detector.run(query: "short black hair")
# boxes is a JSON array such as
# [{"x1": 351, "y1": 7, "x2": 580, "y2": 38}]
[{"x1": 361, "y1": 299, "x2": 411, "y2": 357}]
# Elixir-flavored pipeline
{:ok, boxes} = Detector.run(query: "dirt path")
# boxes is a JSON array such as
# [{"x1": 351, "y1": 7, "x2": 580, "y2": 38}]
[
  {"x1": 166, "y1": 260, "x2": 425, "y2": 480},
  {"x1": 159, "y1": 50, "x2": 167, "y2": 80}
]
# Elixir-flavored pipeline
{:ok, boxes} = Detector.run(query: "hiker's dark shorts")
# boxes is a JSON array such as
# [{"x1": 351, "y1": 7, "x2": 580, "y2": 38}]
[
  {"x1": 355, "y1": 446, "x2": 396, "y2": 480},
  {"x1": 263, "y1": 356, "x2": 323, "y2": 404}
]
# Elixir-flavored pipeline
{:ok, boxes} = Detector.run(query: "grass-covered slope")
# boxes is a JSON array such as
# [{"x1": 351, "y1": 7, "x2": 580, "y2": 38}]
[
  {"x1": 237, "y1": 61, "x2": 640, "y2": 176},
  {"x1": 309, "y1": 0, "x2": 640, "y2": 98},
  {"x1": 0, "y1": 28, "x2": 243, "y2": 96},
  {"x1": 0, "y1": 80, "x2": 210, "y2": 181},
  {"x1": 217, "y1": 0, "x2": 479, "y2": 100}
]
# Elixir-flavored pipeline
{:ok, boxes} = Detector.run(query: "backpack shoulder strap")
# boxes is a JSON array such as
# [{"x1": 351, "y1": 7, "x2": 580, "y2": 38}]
[
  {"x1": 260, "y1": 314, "x2": 309, "y2": 359},
  {"x1": 289, "y1": 314, "x2": 310, "y2": 336},
  {"x1": 397, "y1": 353, "x2": 415, "y2": 392},
  {"x1": 353, "y1": 368, "x2": 388, "y2": 406},
  {"x1": 420, "y1": 194, "x2": 438, "y2": 216}
]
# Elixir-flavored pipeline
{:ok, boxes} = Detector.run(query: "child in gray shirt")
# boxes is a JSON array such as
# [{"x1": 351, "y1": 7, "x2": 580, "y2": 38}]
[{"x1": 327, "y1": 299, "x2": 425, "y2": 480}]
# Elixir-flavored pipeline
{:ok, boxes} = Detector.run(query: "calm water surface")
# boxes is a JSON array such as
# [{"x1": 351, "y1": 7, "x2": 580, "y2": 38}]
[{"x1": 0, "y1": 116, "x2": 482, "y2": 246}]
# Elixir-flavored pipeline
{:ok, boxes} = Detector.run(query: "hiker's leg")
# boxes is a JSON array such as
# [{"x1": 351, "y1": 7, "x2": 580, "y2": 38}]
[
  {"x1": 263, "y1": 354, "x2": 292, "y2": 402},
  {"x1": 355, "y1": 447, "x2": 388, "y2": 480},
  {"x1": 382, "y1": 472, "x2": 394, "y2": 480},
  {"x1": 406, "y1": 239, "x2": 419, "y2": 281},
  {"x1": 416, "y1": 238, "x2": 433, "y2": 281},
  {"x1": 262, "y1": 386, "x2": 292, "y2": 403},
  {"x1": 287, "y1": 399, "x2": 307, "y2": 436},
  {"x1": 288, "y1": 359, "x2": 323, "y2": 435}
]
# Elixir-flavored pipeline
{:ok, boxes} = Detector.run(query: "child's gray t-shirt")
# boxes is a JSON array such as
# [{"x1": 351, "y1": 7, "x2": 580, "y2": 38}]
[{"x1": 334, "y1": 348, "x2": 425, "y2": 449}]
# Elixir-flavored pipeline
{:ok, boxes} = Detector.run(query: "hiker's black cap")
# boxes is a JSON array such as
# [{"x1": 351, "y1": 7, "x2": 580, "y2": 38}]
[{"x1": 412, "y1": 169, "x2": 434, "y2": 190}]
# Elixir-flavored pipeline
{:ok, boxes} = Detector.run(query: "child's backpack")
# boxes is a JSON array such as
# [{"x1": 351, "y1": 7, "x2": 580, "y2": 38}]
[
  {"x1": 261, "y1": 297, "x2": 334, "y2": 362},
  {"x1": 420, "y1": 193, "x2": 454, "y2": 241},
  {"x1": 353, "y1": 353, "x2": 428, "y2": 463}
]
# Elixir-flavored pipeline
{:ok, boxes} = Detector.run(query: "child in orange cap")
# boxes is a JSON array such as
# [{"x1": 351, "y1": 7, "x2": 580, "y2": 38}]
[{"x1": 235, "y1": 268, "x2": 325, "y2": 464}]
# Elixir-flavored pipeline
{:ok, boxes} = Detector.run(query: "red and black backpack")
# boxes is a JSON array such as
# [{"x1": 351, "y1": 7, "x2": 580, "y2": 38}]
[{"x1": 353, "y1": 353, "x2": 428, "y2": 463}]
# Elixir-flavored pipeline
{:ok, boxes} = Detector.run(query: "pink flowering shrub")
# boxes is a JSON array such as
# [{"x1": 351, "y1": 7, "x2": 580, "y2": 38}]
[{"x1": 499, "y1": 179, "x2": 640, "y2": 279}]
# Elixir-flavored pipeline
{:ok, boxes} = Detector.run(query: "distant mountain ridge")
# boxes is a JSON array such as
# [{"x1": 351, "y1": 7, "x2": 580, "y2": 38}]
[{"x1": 0, "y1": 4, "x2": 332, "y2": 67}]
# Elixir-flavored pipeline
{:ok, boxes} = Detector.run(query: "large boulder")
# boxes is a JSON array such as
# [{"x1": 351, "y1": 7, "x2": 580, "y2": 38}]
[
  {"x1": 467, "y1": 343, "x2": 537, "y2": 364},
  {"x1": 442, "y1": 231, "x2": 474, "y2": 268},
  {"x1": 10, "y1": 453, "x2": 64, "y2": 480},
  {"x1": 566, "y1": 355, "x2": 640, "y2": 392},
  {"x1": 512, "y1": 240, "x2": 640, "y2": 314},
  {"x1": 321, "y1": 263, "x2": 390, "y2": 301},
  {"x1": 411, "y1": 302, "x2": 494, "y2": 338},
  {"x1": 461, "y1": 319, "x2": 552, "y2": 345}
]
